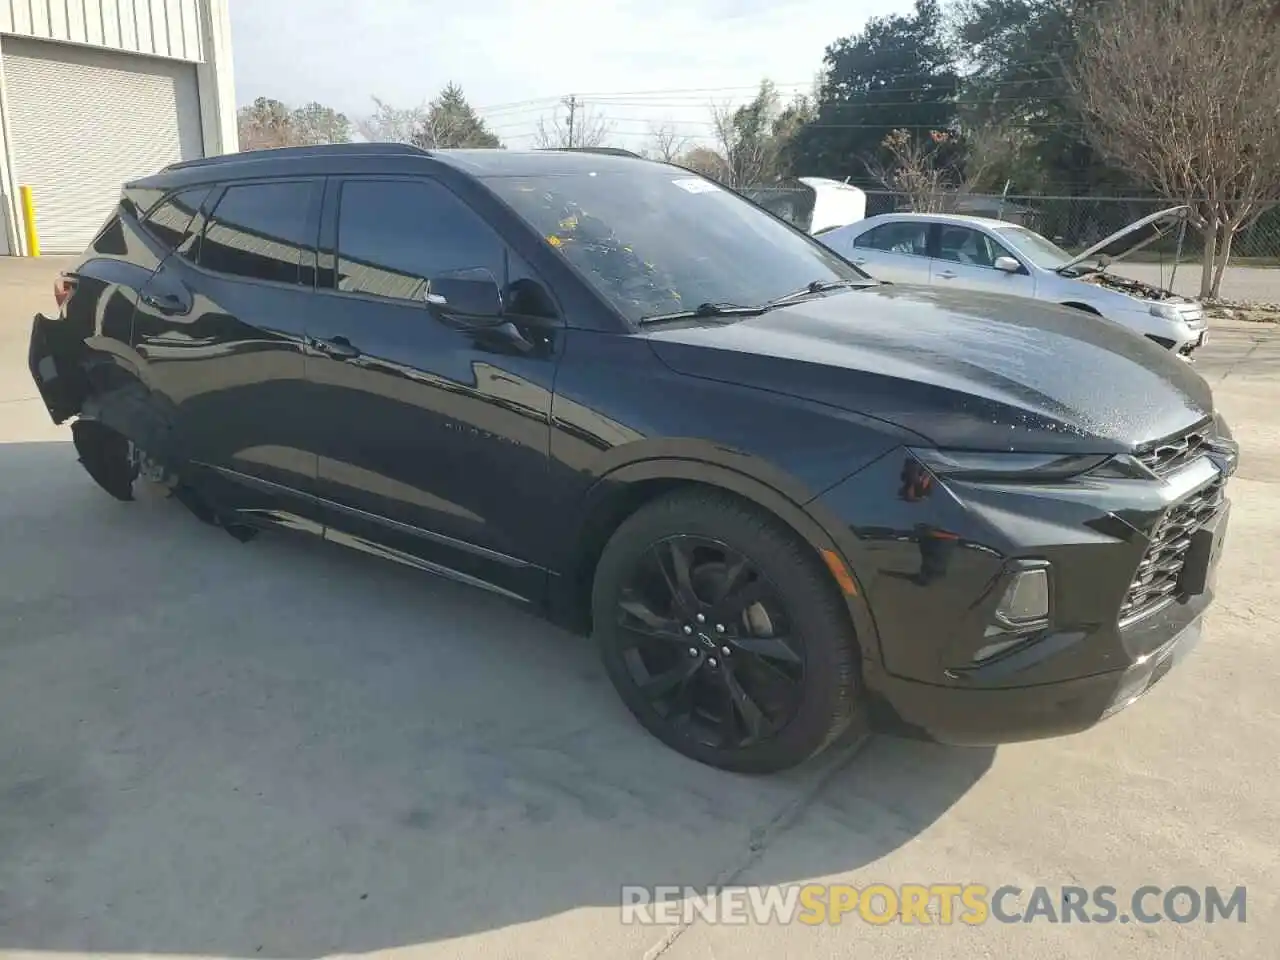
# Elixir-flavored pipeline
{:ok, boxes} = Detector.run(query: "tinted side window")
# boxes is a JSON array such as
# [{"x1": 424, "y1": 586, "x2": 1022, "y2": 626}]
[
  {"x1": 123, "y1": 186, "x2": 167, "y2": 220},
  {"x1": 200, "y1": 181, "x2": 316, "y2": 285},
  {"x1": 854, "y1": 221, "x2": 930, "y2": 256},
  {"x1": 336, "y1": 179, "x2": 505, "y2": 302},
  {"x1": 142, "y1": 187, "x2": 210, "y2": 252},
  {"x1": 936, "y1": 226, "x2": 1016, "y2": 268}
]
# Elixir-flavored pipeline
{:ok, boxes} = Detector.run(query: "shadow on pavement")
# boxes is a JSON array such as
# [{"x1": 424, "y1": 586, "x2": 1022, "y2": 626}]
[{"x1": 0, "y1": 441, "x2": 994, "y2": 956}]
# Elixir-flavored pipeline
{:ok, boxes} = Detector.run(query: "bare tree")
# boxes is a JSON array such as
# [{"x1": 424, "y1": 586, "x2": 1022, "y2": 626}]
[
  {"x1": 960, "y1": 122, "x2": 1027, "y2": 194},
  {"x1": 533, "y1": 99, "x2": 613, "y2": 149},
  {"x1": 237, "y1": 97, "x2": 297, "y2": 150},
  {"x1": 646, "y1": 122, "x2": 689, "y2": 163},
  {"x1": 1072, "y1": 0, "x2": 1280, "y2": 298},
  {"x1": 675, "y1": 146, "x2": 730, "y2": 182},
  {"x1": 865, "y1": 123, "x2": 1032, "y2": 212},
  {"x1": 709, "y1": 83, "x2": 784, "y2": 188},
  {"x1": 866, "y1": 129, "x2": 958, "y2": 212},
  {"x1": 290, "y1": 102, "x2": 352, "y2": 145},
  {"x1": 358, "y1": 96, "x2": 429, "y2": 145}
]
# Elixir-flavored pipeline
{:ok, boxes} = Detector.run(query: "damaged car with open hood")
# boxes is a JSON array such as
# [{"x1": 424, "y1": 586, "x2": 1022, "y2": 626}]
[{"x1": 818, "y1": 206, "x2": 1208, "y2": 359}]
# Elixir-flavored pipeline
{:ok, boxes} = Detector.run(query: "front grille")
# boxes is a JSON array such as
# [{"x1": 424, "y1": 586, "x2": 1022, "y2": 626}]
[
  {"x1": 1135, "y1": 428, "x2": 1211, "y2": 477},
  {"x1": 1120, "y1": 475, "x2": 1226, "y2": 624}
]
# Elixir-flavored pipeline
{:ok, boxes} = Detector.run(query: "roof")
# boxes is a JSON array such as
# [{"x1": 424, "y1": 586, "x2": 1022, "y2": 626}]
[
  {"x1": 152, "y1": 142, "x2": 661, "y2": 182},
  {"x1": 428, "y1": 148, "x2": 661, "y2": 176},
  {"x1": 861, "y1": 211, "x2": 1023, "y2": 229}
]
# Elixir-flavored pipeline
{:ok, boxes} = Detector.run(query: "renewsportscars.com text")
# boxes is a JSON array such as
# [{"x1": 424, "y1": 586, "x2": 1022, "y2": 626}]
[{"x1": 620, "y1": 884, "x2": 1247, "y2": 926}]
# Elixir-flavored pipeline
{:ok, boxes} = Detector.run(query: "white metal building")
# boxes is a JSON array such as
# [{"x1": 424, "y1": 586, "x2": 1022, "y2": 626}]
[{"x1": 0, "y1": 0, "x2": 236, "y2": 255}]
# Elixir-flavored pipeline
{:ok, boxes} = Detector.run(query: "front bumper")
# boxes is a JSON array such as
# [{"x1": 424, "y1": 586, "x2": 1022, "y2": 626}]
[
  {"x1": 860, "y1": 604, "x2": 1208, "y2": 747},
  {"x1": 811, "y1": 439, "x2": 1234, "y2": 746},
  {"x1": 862, "y1": 603, "x2": 1205, "y2": 745}
]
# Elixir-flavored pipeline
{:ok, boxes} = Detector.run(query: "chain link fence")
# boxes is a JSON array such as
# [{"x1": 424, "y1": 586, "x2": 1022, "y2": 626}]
[{"x1": 861, "y1": 191, "x2": 1280, "y2": 265}]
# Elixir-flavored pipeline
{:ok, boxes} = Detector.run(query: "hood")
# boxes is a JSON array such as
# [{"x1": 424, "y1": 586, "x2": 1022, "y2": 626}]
[
  {"x1": 643, "y1": 284, "x2": 1213, "y2": 453},
  {"x1": 1059, "y1": 205, "x2": 1189, "y2": 273}
]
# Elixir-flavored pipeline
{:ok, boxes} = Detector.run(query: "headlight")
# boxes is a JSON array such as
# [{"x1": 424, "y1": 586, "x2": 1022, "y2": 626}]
[
  {"x1": 1149, "y1": 303, "x2": 1183, "y2": 321},
  {"x1": 908, "y1": 448, "x2": 1110, "y2": 482}
]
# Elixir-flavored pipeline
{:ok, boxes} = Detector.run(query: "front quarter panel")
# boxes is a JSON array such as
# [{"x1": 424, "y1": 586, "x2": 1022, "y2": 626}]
[{"x1": 544, "y1": 329, "x2": 912, "y2": 571}]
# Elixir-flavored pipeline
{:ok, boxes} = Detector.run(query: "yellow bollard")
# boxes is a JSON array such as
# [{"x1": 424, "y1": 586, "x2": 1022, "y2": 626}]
[{"x1": 20, "y1": 185, "x2": 40, "y2": 257}]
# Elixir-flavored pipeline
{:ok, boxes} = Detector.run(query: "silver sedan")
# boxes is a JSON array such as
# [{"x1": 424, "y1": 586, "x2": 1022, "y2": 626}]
[{"x1": 817, "y1": 208, "x2": 1208, "y2": 359}]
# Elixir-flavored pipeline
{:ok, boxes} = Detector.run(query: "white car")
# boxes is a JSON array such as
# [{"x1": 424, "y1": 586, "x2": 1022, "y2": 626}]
[{"x1": 817, "y1": 207, "x2": 1208, "y2": 359}]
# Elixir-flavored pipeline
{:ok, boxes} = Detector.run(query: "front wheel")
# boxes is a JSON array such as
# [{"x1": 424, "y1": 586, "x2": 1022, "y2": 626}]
[{"x1": 592, "y1": 489, "x2": 862, "y2": 773}]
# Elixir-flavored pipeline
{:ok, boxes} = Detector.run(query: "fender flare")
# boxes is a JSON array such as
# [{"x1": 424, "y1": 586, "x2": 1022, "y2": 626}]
[{"x1": 571, "y1": 456, "x2": 882, "y2": 657}]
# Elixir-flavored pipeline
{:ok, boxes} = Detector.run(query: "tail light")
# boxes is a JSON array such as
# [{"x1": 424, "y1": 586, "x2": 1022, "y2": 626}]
[{"x1": 53, "y1": 274, "x2": 76, "y2": 310}]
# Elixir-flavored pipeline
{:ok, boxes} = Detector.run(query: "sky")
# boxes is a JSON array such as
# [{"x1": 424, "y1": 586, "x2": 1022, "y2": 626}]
[{"x1": 229, "y1": 0, "x2": 913, "y2": 151}]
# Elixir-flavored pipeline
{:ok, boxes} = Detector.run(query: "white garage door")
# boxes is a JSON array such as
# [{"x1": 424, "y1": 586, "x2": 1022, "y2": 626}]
[{"x1": 3, "y1": 38, "x2": 203, "y2": 253}]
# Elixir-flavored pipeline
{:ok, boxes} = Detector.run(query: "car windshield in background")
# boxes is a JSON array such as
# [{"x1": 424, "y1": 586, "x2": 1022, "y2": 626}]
[
  {"x1": 484, "y1": 170, "x2": 868, "y2": 323},
  {"x1": 995, "y1": 225, "x2": 1075, "y2": 270}
]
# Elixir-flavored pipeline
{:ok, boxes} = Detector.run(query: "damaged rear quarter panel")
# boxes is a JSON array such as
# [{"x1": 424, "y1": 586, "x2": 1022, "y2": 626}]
[{"x1": 43, "y1": 213, "x2": 169, "y2": 424}]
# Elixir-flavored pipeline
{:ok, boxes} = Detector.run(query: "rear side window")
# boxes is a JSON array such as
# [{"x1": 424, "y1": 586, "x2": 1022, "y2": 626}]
[
  {"x1": 122, "y1": 186, "x2": 167, "y2": 220},
  {"x1": 854, "y1": 221, "x2": 930, "y2": 257},
  {"x1": 199, "y1": 181, "x2": 316, "y2": 286},
  {"x1": 142, "y1": 187, "x2": 211, "y2": 252},
  {"x1": 334, "y1": 179, "x2": 505, "y2": 302}
]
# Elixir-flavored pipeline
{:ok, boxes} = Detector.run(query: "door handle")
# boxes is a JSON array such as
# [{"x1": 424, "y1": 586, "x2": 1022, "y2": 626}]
[
  {"x1": 141, "y1": 291, "x2": 187, "y2": 315},
  {"x1": 937, "y1": 270, "x2": 957, "y2": 279},
  {"x1": 852, "y1": 257, "x2": 867, "y2": 266},
  {"x1": 311, "y1": 335, "x2": 361, "y2": 360}
]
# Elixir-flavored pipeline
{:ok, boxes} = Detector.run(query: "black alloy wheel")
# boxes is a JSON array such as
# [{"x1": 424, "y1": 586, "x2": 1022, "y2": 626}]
[
  {"x1": 593, "y1": 489, "x2": 862, "y2": 773},
  {"x1": 616, "y1": 535, "x2": 805, "y2": 750}
]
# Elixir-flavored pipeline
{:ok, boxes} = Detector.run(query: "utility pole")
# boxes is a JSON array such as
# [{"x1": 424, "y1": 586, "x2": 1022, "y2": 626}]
[{"x1": 563, "y1": 95, "x2": 577, "y2": 148}]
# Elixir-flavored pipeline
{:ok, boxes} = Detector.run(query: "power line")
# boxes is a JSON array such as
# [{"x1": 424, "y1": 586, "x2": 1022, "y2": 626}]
[
  {"x1": 473, "y1": 73, "x2": 1072, "y2": 128},
  {"x1": 578, "y1": 95, "x2": 1062, "y2": 112},
  {"x1": 521, "y1": 117, "x2": 1083, "y2": 131},
  {"x1": 483, "y1": 98, "x2": 1068, "y2": 136}
]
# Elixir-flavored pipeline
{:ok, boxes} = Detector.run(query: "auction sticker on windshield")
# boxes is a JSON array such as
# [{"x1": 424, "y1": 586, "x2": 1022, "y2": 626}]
[{"x1": 672, "y1": 178, "x2": 721, "y2": 194}]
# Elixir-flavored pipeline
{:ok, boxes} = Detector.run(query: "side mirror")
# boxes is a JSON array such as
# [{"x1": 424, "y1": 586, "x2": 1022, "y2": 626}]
[
  {"x1": 425, "y1": 268, "x2": 504, "y2": 321},
  {"x1": 994, "y1": 256, "x2": 1023, "y2": 274}
]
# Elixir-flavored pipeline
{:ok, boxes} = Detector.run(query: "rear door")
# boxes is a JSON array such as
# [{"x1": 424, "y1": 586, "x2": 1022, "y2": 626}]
[
  {"x1": 845, "y1": 220, "x2": 932, "y2": 284},
  {"x1": 132, "y1": 177, "x2": 325, "y2": 522}
]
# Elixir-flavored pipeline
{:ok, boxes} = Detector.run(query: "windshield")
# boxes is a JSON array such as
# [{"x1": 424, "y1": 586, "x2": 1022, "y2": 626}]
[
  {"x1": 484, "y1": 170, "x2": 868, "y2": 323},
  {"x1": 994, "y1": 225, "x2": 1075, "y2": 270},
  {"x1": 740, "y1": 184, "x2": 817, "y2": 233}
]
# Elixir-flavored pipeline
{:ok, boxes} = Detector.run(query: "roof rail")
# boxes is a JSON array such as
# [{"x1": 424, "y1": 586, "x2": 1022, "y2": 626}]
[
  {"x1": 163, "y1": 141, "x2": 432, "y2": 172},
  {"x1": 542, "y1": 146, "x2": 644, "y2": 159}
]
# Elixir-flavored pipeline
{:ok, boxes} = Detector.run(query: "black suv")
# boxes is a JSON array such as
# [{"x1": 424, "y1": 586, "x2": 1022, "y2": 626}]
[{"x1": 28, "y1": 144, "x2": 1237, "y2": 773}]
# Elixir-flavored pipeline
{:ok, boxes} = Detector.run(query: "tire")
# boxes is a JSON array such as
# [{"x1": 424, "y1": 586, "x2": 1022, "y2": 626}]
[{"x1": 591, "y1": 488, "x2": 861, "y2": 773}]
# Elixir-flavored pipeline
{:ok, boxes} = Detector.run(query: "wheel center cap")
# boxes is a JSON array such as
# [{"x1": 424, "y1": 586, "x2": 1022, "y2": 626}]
[{"x1": 696, "y1": 631, "x2": 717, "y2": 649}]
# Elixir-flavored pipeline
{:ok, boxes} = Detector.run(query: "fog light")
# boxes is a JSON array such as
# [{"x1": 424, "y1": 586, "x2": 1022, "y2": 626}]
[{"x1": 995, "y1": 568, "x2": 1049, "y2": 625}]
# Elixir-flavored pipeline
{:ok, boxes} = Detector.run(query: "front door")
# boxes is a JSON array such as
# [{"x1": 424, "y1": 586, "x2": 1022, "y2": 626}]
[
  {"x1": 929, "y1": 224, "x2": 1036, "y2": 298},
  {"x1": 303, "y1": 175, "x2": 564, "y2": 600}
]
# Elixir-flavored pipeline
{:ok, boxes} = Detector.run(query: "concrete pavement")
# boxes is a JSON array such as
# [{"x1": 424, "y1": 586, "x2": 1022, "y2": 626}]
[
  {"x1": 0, "y1": 260, "x2": 1275, "y2": 959},
  {"x1": 1114, "y1": 261, "x2": 1279, "y2": 303}
]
